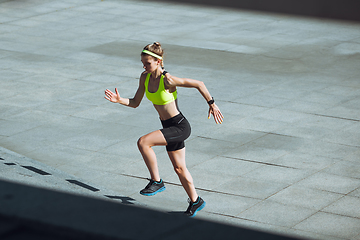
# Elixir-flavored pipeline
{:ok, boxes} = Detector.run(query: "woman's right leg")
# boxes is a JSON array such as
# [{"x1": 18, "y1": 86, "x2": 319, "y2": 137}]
[
  {"x1": 168, "y1": 148, "x2": 206, "y2": 217},
  {"x1": 137, "y1": 130, "x2": 167, "y2": 182},
  {"x1": 167, "y1": 148, "x2": 198, "y2": 202}
]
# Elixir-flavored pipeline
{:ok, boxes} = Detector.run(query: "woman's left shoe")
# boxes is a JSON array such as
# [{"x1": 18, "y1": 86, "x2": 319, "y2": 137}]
[
  {"x1": 140, "y1": 179, "x2": 166, "y2": 196},
  {"x1": 184, "y1": 197, "x2": 206, "y2": 217}
]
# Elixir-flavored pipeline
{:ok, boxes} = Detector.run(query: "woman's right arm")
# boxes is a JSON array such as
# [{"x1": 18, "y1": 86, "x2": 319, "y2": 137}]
[{"x1": 104, "y1": 74, "x2": 145, "y2": 108}]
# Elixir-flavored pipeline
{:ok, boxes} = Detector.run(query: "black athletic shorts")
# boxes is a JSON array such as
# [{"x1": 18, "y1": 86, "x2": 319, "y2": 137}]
[{"x1": 160, "y1": 112, "x2": 191, "y2": 152}]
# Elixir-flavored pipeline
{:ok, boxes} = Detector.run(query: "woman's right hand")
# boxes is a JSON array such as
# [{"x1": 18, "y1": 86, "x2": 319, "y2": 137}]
[
  {"x1": 208, "y1": 103, "x2": 224, "y2": 124},
  {"x1": 104, "y1": 88, "x2": 121, "y2": 103}
]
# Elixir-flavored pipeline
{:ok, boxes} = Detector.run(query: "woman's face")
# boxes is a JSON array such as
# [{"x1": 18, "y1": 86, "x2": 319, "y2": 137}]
[{"x1": 141, "y1": 55, "x2": 160, "y2": 73}]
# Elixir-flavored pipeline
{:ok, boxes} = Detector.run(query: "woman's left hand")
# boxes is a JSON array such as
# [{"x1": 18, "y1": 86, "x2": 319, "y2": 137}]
[{"x1": 208, "y1": 103, "x2": 224, "y2": 124}]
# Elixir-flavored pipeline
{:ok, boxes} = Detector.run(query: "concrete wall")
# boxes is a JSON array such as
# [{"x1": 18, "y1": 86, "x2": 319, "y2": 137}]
[{"x1": 153, "y1": 0, "x2": 360, "y2": 22}]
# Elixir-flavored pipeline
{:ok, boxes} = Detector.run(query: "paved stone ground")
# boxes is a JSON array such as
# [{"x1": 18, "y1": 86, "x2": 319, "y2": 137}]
[{"x1": 1, "y1": 0, "x2": 360, "y2": 239}]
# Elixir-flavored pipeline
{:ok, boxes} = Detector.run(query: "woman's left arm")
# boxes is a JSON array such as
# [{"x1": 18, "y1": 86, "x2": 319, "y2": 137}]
[{"x1": 164, "y1": 73, "x2": 224, "y2": 124}]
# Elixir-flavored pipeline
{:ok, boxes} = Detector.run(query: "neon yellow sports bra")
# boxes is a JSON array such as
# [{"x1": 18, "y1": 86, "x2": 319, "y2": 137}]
[{"x1": 145, "y1": 73, "x2": 177, "y2": 105}]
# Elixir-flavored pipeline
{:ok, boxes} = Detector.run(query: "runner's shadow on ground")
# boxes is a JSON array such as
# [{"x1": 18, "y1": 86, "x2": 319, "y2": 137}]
[{"x1": 105, "y1": 195, "x2": 136, "y2": 204}]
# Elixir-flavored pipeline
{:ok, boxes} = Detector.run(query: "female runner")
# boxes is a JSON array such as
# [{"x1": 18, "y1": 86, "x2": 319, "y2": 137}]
[{"x1": 104, "y1": 42, "x2": 223, "y2": 217}]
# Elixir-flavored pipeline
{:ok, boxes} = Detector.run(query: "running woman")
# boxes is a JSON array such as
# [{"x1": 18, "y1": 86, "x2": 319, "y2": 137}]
[{"x1": 104, "y1": 42, "x2": 223, "y2": 217}]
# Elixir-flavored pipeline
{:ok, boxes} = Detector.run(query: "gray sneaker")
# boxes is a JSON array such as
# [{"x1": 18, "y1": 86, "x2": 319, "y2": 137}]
[
  {"x1": 140, "y1": 179, "x2": 166, "y2": 196},
  {"x1": 184, "y1": 197, "x2": 206, "y2": 217}
]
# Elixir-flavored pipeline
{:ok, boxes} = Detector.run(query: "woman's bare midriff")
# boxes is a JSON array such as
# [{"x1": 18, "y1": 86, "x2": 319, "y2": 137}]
[{"x1": 153, "y1": 100, "x2": 180, "y2": 120}]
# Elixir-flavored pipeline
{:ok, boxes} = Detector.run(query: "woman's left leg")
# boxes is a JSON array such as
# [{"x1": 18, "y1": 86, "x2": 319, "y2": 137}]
[
  {"x1": 167, "y1": 148, "x2": 198, "y2": 202},
  {"x1": 137, "y1": 130, "x2": 167, "y2": 182},
  {"x1": 138, "y1": 130, "x2": 168, "y2": 196}
]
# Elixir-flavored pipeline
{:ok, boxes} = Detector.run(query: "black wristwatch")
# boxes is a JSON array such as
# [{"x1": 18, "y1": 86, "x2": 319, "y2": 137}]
[{"x1": 207, "y1": 97, "x2": 214, "y2": 105}]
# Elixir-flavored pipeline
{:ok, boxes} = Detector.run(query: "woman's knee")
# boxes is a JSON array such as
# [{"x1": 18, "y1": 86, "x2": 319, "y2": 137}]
[
  {"x1": 137, "y1": 136, "x2": 148, "y2": 150},
  {"x1": 174, "y1": 165, "x2": 186, "y2": 176}
]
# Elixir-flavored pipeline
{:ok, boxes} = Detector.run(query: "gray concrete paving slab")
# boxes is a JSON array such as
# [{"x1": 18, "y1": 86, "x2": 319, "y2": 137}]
[
  {"x1": 294, "y1": 212, "x2": 360, "y2": 240},
  {"x1": 349, "y1": 188, "x2": 360, "y2": 198},
  {"x1": 238, "y1": 199, "x2": 318, "y2": 228},
  {"x1": 293, "y1": 172, "x2": 360, "y2": 195},
  {"x1": 322, "y1": 196, "x2": 360, "y2": 219},
  {"x1": 1, "y1": 0, "x2": 360, "y2": 239},
  {"x1": 273, "y1": 153, "x2": 338, "y2": 170},
  {"x1": 243, "y1": 165, "x2": 314, "y2": 185},
  {"x1": 214, "y1": 176, "x2": 289, "y2": 199},
  {"x1": 323, "y1": 160, "x2": 360, "y2": 179},
  {"x1": 268, "y1": 186, "x2": 344, "y2": 210}
]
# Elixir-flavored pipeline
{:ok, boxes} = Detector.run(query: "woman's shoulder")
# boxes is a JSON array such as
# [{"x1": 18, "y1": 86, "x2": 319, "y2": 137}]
[
  {"x1": 140, "y1": 71, "x2": 148, "y2": 77},
  {"x1": 138, "y1": 72, "x2": 149, "y2": 88},
  {"x1": 163, "y1": 72, "x2": 178, "y2": 87},
  {"x1": 140, "y1": 71, "x2": 149, "y2": 80}
]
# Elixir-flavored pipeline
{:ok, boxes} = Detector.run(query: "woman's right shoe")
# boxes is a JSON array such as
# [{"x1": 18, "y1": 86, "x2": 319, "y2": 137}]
[{"x1": 184, "y1": 196, "x2": 206, "y2": 217}]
